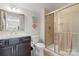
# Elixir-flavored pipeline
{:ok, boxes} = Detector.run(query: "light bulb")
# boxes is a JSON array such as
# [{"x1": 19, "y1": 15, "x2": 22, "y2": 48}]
[
  {"x1": 7, "y1": 6, "x2": 11, "y2": 11},
  {"x1": 12, "y1": 8, "x2": 16, "y2": 12},
  {"x1": 7, "y1": 6, "x2": 21, "y2": 13},
  {"x1": 16, "y1": 9, "x2": 21, "y2": 13}
]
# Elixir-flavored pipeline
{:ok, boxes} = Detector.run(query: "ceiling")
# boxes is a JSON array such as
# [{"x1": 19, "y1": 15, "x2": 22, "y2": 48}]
[{"x1": 14, "y1": 3, "x2": 71, "y2": 14}]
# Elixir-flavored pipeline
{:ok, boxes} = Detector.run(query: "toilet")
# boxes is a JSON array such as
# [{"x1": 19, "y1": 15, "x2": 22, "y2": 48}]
[
  {"x1": 31, "y1": 35, "x2": 45, "y2": 56},
  {"x1": 35, "y1": 43, "x2": 45, "y2": 56},
  {"x1": 31, "y1": 35, "x2": 40, "y2": 56}
]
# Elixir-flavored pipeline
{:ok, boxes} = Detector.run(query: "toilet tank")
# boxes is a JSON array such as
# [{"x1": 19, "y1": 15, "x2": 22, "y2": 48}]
[{"x1": 31, "y1": 35, "x2": 40, "y2": 44}]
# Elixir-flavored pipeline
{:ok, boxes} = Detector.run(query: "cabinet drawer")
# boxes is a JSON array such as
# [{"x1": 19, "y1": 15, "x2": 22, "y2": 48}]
[
  {"x1": 0, "y1": 40, "x2": 4, "y2": 46},
  {"x1": 19, "y1": 37, "x2": 31, "y2": 43},
  {"x1": 9, "y1": 38, "x2": 19, "y2": 45},
  {"x1": 0, "y1": 40, "x2": 9, "y2": 47}
]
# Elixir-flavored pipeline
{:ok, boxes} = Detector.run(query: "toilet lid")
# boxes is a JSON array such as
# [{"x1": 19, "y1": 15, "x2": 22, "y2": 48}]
[{"x1": 35, "y1": 43, "x2": 45, "y2": 48}]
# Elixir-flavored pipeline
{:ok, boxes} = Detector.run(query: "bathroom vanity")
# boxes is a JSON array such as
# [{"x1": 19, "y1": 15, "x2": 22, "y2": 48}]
[
  {"x1": 0, "y1": 8, "x2": 32, "y2": 56},
  {"x1": 0, "y1": 31, "x2": 31, "y2": 56}
]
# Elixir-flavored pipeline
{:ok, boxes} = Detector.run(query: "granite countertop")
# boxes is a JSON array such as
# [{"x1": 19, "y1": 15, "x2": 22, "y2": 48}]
[{"x1": 0, "y1": 31, "x2": 31, "y2": 39}]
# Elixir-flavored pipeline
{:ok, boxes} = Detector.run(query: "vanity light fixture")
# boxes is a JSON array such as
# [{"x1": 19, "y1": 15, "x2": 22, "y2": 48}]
[{"x1": 7, "y1": 6, "x2": 21, "y2": 13}]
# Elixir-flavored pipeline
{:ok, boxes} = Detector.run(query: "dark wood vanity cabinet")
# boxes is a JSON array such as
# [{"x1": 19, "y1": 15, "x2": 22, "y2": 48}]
[{"x1": 0, "y1": 36, "x2": 31, "y2": 56}]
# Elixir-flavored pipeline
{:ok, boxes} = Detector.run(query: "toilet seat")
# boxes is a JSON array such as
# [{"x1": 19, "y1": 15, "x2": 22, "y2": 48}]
[{"x1": 35, "y1": 43, "x2": 45, "y2": 48}]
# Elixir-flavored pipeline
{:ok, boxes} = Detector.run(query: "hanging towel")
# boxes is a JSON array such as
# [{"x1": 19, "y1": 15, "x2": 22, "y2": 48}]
[
  {"x1": 64, "y1": 32, "x2": 66, "y2": 50},
  {"x1": 66, "y1": 32, "x2": 70, "y2": 49}
]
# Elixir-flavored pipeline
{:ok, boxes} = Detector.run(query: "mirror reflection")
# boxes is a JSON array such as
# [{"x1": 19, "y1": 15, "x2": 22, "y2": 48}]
[{"x1": 0, "y1": 9, "x2": 25, "y2": 31}]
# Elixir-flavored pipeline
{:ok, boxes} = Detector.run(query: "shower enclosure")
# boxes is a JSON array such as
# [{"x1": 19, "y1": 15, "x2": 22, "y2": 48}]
[{"x1": 54, "y1": 4, "x2": 79, "y2": 56}]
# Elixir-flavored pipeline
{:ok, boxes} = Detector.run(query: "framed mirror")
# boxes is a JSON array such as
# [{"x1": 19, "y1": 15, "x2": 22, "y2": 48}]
[{"x1": 0, "y1": 9, "x2": 25, "y2": 32}]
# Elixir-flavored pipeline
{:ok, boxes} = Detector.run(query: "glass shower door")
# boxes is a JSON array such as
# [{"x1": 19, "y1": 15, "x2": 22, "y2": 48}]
[{"x1": 54, "y1": 4, "x2": 79, "y2": 56}]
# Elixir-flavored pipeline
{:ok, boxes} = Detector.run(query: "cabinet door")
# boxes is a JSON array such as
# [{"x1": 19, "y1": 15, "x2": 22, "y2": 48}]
[
  {"x1": 15, "y1": 42, "x2": 31, "y2": 56},
  {"x1": 0, "y1": 46, "x2": 13, "y2": 56}
]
